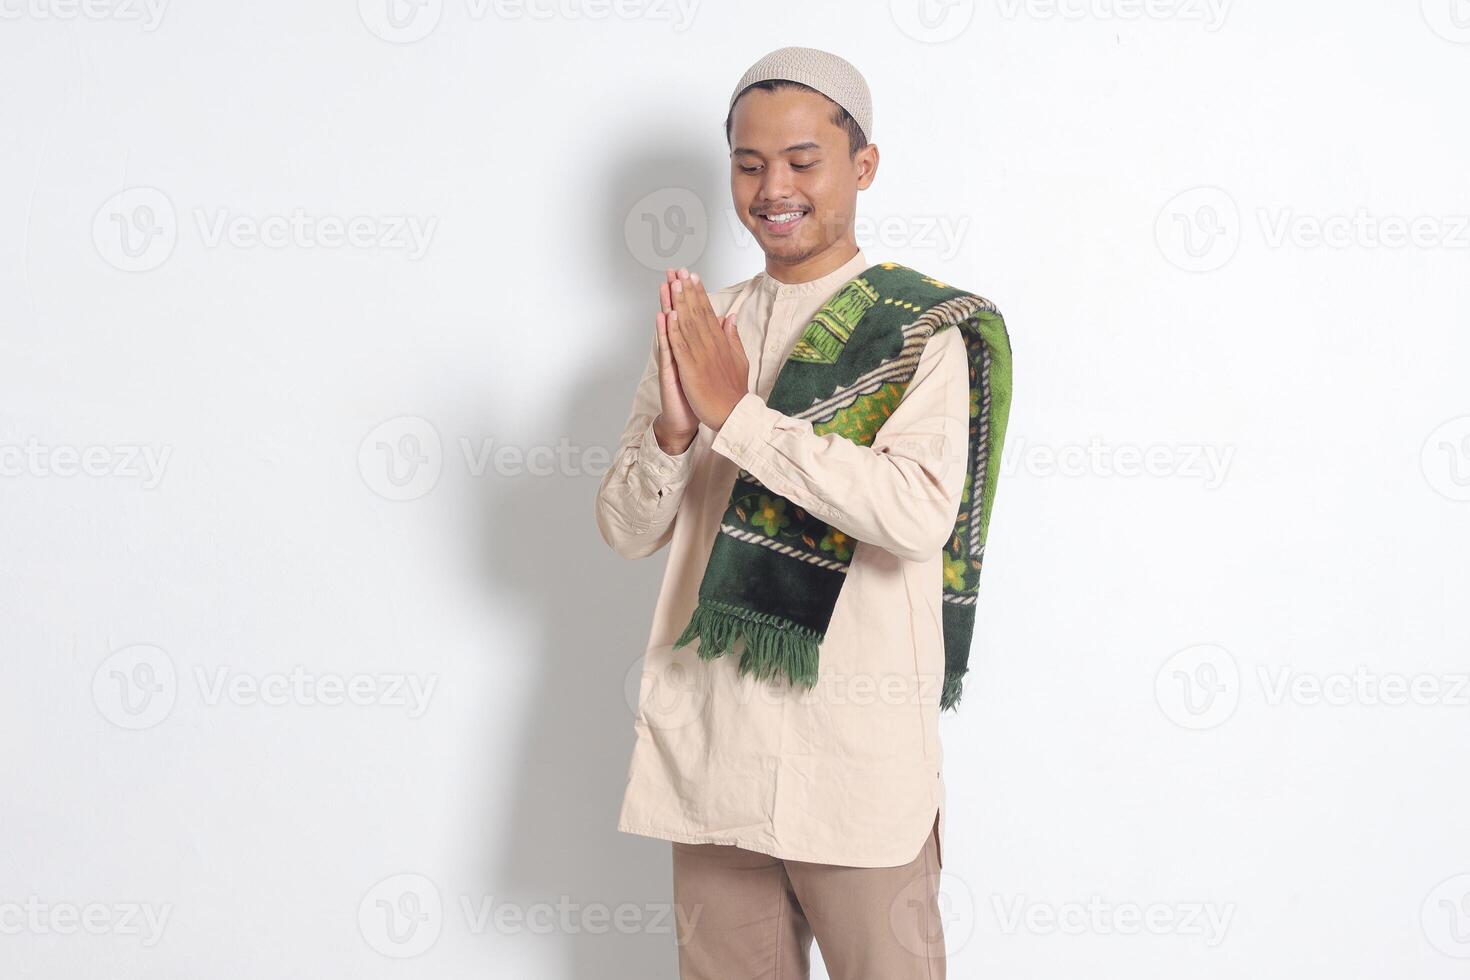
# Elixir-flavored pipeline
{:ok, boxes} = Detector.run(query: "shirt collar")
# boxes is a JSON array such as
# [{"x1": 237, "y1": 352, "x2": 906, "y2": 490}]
[{"x1": 755, "y1": 248, "x2": 869, "y2": 300}]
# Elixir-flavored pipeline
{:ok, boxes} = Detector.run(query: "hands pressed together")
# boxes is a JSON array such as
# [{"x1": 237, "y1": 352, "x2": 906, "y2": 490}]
[{"x1": 651, "y1": 266, "x2": 751, "y2": 456}]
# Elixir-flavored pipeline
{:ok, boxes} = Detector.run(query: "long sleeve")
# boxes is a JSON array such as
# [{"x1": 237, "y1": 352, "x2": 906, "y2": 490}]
[
  {"x1": 594, "y1": 334, "x2": 703, "y2": 560},
  {"x1": 709, "y1": 327, "x2": 970, "y2": 564}
]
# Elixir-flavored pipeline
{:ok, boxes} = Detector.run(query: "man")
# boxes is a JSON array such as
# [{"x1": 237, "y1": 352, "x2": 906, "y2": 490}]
[{"x1": 595, "y1": 46, "x2": 1009, "y2": 979}]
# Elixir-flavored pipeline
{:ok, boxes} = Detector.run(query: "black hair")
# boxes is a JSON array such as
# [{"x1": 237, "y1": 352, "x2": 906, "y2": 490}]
[{"x1": 724, "y1": 79, "x2": 868, "y2": 158}]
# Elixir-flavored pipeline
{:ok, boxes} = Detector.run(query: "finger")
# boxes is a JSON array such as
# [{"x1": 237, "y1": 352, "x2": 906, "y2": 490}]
[
  {"x1": 689, "y1": 271, "x2": 712, "y2": 310},
  {"x1": 722, "y1": 313, "x2": 744, "y2": 360},
  {"x1": 687, "y1": 274, "x2": 722, "y2": 341},
  {"x1": 666, "y1": 309, "x2": 691, "y2": 361},
  {"x1": 659, "y1": 280, "x2": 673, "y2": 314},
  {"x1": 670, "y1": 278, "x2": 706, "y2": 355},
  {"x1": 726, "y1": 314, "x2": 749, "y2": 364},
  {"x1": 655, "y1": 312, "x2": 672, "y2": 370}
]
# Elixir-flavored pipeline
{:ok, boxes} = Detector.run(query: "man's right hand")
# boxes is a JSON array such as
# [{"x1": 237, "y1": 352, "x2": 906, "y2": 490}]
[{"x1": 653, "y1": 268, "x2": 700, "y2": 456}]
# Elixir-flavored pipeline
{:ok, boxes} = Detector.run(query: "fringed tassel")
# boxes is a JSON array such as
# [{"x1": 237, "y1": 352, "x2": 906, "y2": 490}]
[
  {"x1": 674, "y1": 600, "x2": 821, "y2": 690},
  {"x1": 940, "y1": 667, "x2": 968, "y2": 713}
]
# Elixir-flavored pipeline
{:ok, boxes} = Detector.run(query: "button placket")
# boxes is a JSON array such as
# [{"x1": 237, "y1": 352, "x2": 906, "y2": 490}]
[{"x1": 766, "y1": 293, "x2": 795, "y2": 360}]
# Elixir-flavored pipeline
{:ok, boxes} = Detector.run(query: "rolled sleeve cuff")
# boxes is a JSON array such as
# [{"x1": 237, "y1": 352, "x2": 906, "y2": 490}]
[
  {"x1": 638, "y1": 417, "x2": 697, "y2": 483},
  {"x1": 710, "y1": 392, "x2": 772, "y2": 468}
]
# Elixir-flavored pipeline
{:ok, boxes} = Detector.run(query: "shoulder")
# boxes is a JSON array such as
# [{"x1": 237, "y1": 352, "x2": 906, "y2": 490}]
[
  {"x1": 917, "y1": 325, "x2": 968, "y2": 373},
  {"x1": 871, "y1": 262, "x2": 1000, "y2": 311},
  {"x1": 711, "y1": 273, "x2": 755, "y2": 299},
  {"x1": 706, "y1": 272, "x2": 758, "y2": 315}
]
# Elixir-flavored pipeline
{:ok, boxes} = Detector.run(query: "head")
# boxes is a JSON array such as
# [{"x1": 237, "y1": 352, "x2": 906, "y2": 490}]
[{"x1": 724, "y1": 74, "x2": 878, "y2": 271}]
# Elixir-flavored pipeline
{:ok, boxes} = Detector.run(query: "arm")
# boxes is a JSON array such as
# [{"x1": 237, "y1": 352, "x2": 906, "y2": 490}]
[
  {"x1": 709, "y1": 327, "x2": 970, "y2": 563},
  {"x1": 593, "y1": 334, "x2": 703, "y2": 560}
]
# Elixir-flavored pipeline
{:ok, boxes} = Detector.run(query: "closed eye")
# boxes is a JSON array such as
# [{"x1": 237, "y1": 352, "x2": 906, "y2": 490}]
[{"x1": 737, "y1": 162, "x2": 818, "y2": 175}]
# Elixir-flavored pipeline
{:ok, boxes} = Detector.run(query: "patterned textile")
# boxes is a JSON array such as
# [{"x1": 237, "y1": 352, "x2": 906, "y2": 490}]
[{"x1": 673, "y1": 262, "x2": 1013, "y2": 711}]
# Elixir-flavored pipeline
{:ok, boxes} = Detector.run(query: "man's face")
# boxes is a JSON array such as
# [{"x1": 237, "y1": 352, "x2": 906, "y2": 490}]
[{"x1": 728, "y1": 87, "x2": 876, "y2": 267}]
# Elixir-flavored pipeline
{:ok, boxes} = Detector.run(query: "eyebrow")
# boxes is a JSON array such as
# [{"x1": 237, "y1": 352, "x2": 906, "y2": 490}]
[{"x1": 732, "y1": 142, "x2": 823, "y2": 156}]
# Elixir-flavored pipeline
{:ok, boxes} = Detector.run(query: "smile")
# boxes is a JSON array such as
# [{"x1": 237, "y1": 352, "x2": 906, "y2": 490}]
[{"x1": 759, "y1": 210, "x2": 807, "y2": 234}]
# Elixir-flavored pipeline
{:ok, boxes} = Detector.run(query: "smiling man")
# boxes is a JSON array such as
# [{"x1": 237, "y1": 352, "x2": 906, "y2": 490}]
[{"x1": 594, "y1": 46, "x2": 1013, "y2": 979}]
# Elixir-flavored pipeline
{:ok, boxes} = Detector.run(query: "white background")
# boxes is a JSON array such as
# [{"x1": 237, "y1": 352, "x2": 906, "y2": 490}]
[{"x1": 3, "y1": 0, "x2": 1469, "y2": 977}]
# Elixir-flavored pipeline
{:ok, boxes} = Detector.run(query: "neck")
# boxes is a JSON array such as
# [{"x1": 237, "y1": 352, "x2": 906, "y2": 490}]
[{"x1": 763, "y1": 240, "x2": 860, "y2": 285}]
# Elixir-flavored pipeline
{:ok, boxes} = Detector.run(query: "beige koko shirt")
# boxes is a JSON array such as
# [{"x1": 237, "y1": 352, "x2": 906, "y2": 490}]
[{"x1": 595, "y1": 248, "x2": 970, "y2": 868}]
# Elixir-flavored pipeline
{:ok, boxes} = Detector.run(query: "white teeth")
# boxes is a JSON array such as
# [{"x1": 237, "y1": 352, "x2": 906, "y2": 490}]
[{"x1": 765, "y1": 211, "x2": 803, "y2": 224}]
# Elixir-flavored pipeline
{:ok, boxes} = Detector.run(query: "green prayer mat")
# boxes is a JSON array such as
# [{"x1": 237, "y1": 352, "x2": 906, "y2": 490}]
[{"x1": 673, "y1": 261, "x2": 1012, "y2": 712}]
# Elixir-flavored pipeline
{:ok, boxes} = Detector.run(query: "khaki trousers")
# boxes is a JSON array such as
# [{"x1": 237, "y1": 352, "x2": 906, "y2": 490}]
[{"x1": 670, "y1": 811, "x2": 945, "y2": 979}]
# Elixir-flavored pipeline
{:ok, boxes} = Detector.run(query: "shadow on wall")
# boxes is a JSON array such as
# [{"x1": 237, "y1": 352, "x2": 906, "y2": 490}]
[{"x1": 466, "y1": 140, "x2": 741, "y2": 978}]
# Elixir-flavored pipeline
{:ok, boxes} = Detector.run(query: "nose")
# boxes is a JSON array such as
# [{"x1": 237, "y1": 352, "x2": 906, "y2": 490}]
[{"x1": 757, "y1": 164, "x2": 797, "y2": 206}]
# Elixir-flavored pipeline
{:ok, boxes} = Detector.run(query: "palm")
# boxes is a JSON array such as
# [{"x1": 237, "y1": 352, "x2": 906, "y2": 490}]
[
  {"x1": 655, "y1": 273, "x2": 699, "y2": 436},
  {"x1": 657, "y1": 267, "x2": 749, "y2": 432},
  {"x1": 657, "y1": 331, "x2": 699, "y2": 433}
]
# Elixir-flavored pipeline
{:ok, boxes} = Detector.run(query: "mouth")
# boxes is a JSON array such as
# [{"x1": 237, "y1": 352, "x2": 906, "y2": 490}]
[{"x1": 756, "y1": 208, "x2": 809, "y2": 236}]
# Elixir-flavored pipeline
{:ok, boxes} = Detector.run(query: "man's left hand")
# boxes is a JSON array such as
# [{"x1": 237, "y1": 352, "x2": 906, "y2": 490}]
[{"x1": 665, "y1": 269, "x2": 750, "y2": 431}]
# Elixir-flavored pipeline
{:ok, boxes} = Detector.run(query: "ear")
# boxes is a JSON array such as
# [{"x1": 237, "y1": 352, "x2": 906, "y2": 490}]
[{"x1": 855, "y1": 143, "x2": 879, "y2": 190}]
